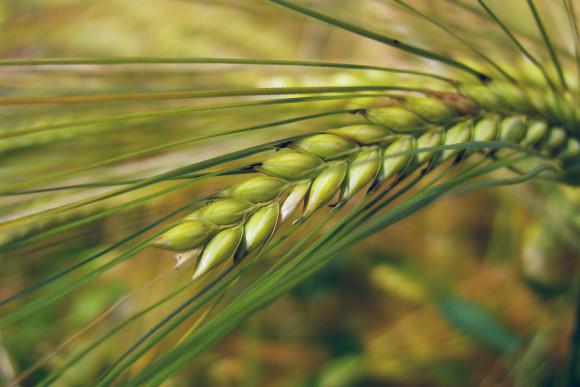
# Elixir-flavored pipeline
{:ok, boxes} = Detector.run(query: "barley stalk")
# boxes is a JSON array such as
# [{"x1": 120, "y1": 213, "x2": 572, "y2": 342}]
[
  {"x1": 152, "y1": 89, "x2": 580, "y2": 280},
  {"x1": 3, "y1": 2, "x2": 580, "y2": 385}
]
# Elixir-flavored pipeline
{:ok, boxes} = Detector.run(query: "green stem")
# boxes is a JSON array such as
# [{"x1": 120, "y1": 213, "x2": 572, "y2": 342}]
[
  {"x1": 266, "y1": 0, "x2": 490, "y2": 82},
  {"x1": 0, "y1": 86, "x2": 426, "y2": 106},
  {"x1": 0, "y1": 57, "x2": 457, "y2": 84},
  {"x1": 526, "y1": 0, "x2": 568, "y2": 90},
  {"x1": 393, "y1": 0, "x2": 514, "y2": 82},
  {"x1": 476, "y1": 0, "x2": 558, "y2": 91}
]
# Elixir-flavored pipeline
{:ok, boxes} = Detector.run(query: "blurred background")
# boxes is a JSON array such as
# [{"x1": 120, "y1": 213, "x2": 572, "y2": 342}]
[{"x1": 0, "y1": 1, "x2": 578, "y2": 386}]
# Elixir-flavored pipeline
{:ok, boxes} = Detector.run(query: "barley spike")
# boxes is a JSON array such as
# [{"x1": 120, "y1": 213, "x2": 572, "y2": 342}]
[{"x1": 152, "y1": 93, "x2": 580, "y2": 279}]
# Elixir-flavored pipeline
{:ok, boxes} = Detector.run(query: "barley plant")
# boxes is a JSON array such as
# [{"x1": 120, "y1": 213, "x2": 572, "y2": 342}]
[{"x1": 1, "y1": 0, "x2": 580, "y2": 386}]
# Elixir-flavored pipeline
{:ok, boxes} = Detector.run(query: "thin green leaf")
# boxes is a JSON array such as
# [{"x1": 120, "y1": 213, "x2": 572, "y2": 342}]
[
  {"x1": 526, "y1": 0, "x2": 568, "y2": 89},
  {"x1": 476, "y1": 0, "x2": 558, "y2": 90},
  {"x1": 0, "y1": 57, "x2": 457, "y2": 84},
  {"x1": 392, "y1": 0, "x2": 515, "y2": 82},
  {"x1": 0, "y1": 86, "x2": 425, "y2": 106},
  {"x1": 266, "y1": 0, "x2": 491, "y2": 82}
]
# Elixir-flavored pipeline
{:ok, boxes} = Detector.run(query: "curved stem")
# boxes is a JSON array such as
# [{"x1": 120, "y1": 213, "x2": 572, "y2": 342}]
[
  {"x1": 476, "y1": 0, "x2": 558, "y2": 91},
  {"x1": 392, "y1": 0, "x2": 514, "y2": 82},
  {"x1": 0, "y1": 57, "x2": 458, "y2": 84},
  {"x1": 527, "y1": 0, "x2": 568, "y2": 90},
  {"x1": 266, "y1": 0, "x2": 491, "y2": 82},
  {"x1": 0, "y1": 86, "x2": 427, "y2": 106}
]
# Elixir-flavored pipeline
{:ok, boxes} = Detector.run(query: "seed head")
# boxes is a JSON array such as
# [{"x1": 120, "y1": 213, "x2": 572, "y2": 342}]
[
  {"x1": 243, "y1": 202, "x2": 280, "y2": 252},
  {"x1": 559, "y1": 138, "x2": 580, "y2": 160},
  {"x1": 499, "y1": 116, "x2": 526, "y2": 143},
  {"x1": 342, "y1": 146, "x2": 381, "y2": 200},
  {"x1": 404, "y1": 96, "x2": 456, "y2": 124},
  {"x1": 381, "y1": 135, "x2": 415, "y2": 181},
  {"x1": 543, "y1": 128, "x2": 567, "y2": 153},
  {"x1": 281, "y1": 180, "x2": 310, "y2": 222},
  {"x1": 442, "y1": 121, "x2": 472, "y2": 161},
  {"x1": 461, "y1": 84, "x2": 501, "y2": 111},
  {"x1": 192, "y1": 225, "x2": 243, "y2": 280},
  {"x1": 492, "y1": 82, "x2": 531, "y2": 113},
  {"x1": 153, "y1": 221, "x2": 212, "y2": 252},
  {"x1": 225, "y1": 176, "x2": 287, "y2": 203},
  {"x1": 188, "y1": 198, "x2": 253, "y2": 225},
  {"x1": 293, "y1": 133, "x2": 358, "y2": 160},
  {"x1": 304, "y1": 160, "x2": 347, "y2": 217},
  {"x1": 472, "y1": 115, "x2": 499, "y2": 142},
  {"x1": 259, "y1": 151, "x2": 323, "y2": 180},
  {"x1": 543, "y1": 90, "x2": 575, "y2": 126},
  {"x1": 364, "y1": 107, "x2": 427, "y2": 133},
  {"x1": 521, "y1": 120, "x2": 548, "y2": 147},
  {"x1": 416, "y1": 129, "x2": 443, "y2": 165},
  {"x1": 328, "y1": 124, "x2": 391, "y2": 144}
]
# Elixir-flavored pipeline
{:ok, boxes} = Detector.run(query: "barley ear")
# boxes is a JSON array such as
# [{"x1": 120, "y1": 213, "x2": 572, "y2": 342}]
[
  {"x1": 192, "y1": 225, "x2": 243, "y2": 280},
  {"x1": 364, "y1": 107, "x2": 427, "y2": 133},
  {"x1": 293, "y1": 133, "x2": 358, "y2": 160},
  {"x1": 441, "y1": 121, "x2": 472, "y2": 161},
  {"x1": 381, "y1": 135, "x2": 415, "y2": 182},
  {"x1": 224, "y1": 176, "x2": 288, "y2": 203},
  {"x1": 415, "y1": 129, "x2": 444, "y2": 165},
  {"x1": 341, "y1": 146, "x2": 381, "y2": 202},
  {"x1": 304, "y1": 160, "x2": 348, "y2": 218},
  {"x1": 152, "y1": 221, "x2": 213, "y2": 252},
  {"x1": 259, "y1": 151, "x2": 323, "y2": 180},
  {"x1": 242, "y1": 202, "x2": 280, "y2": 253},
  {"x1": 472, "y1": 115, "x2": 499, "y2": 143},
  {"x1": 404, "y1": 96, "x2": 456, "y2": 124},
  {"x1": 521, "y1": 120, "x2": 548, "y2": 147},
  {"x1": 328, "y1": 124, "x2": 391, "y2": 144},
  {"x1": 187, "y1": 198, "x2": 253, "y2": 225},
  {"x1": 281, "y1": 180, "x2": 311, "y2": 222}
]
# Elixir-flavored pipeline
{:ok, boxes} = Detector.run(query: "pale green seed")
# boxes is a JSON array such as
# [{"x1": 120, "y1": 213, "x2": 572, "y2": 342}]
[
  {"x1": 192, "y1": 225, "x2": 243, "y2": 280},
  {"x1": 365, "y1": 107, "x2": 427, "y2": 133},
  {"x1": 558, "y1": 138, "x2": 580, "y2": 160},
  {"x1": 243, "y1": 202, "x2": 280, "y2": 252},
  {"x1": 293, "y1": 133, "x2": 358, "y2": 160},
  {"x1": 345, "y1": 96, "x2": 381, "y2": 110},
  {"x1": 187, "y1": 198, "x2": 253, "y2": 225},
  {"x1": 499, "y1": 116, "x2": 526, "y2": 143},
  {"x1": 343, "y1": 147, "x2": 381, "y2": 200},
  {"x1": 225, "y1": 175, "x2": 287, "y2": 203},
  {"x1": 461, "y1": 84, "x2": 501, "y2": 111},
  {"x1": 304, "y1": 161, "x2": 347, "y2": 217},
  {"x1": 542, "y1": 91, "x2": 558, "y2": 120},
  {"x1": 259, "y1": 151, "x2": 323, "y2": 180},
  {"x1": 328, "y1": 124, "x2": 390, "y2": 144},
  {"x1": 545, "y1": 91, "x2": 575, "y2": 127},
  {"x1": 381, "y1": 136, "x2": 415, "y2": 181},
  {"x1": 561, "y1": 93, "x2": 576, "y2": 128},
  {"x1": 281, "y1": 180, "x2": 310, "y2": 222},
  {"x1": 416, "y1": 129, "x2": 443, "y2": 165},
  {"x1": 472, "y1": 116, "x2": 499, "y2": 142},
  {"x1": 492, "y1": 82, "x2": 531, "y2": 112},
  {"x1": 519, "y1": 58, "x2": 547, "y2": 87},
  {"x1": 528, "y1": 89, "x2": 550, "y2": 118},
  {"x1": 442, "y1": 121, "x2": 472, "y2": 161},
  {"x1": 543, "y1": 128, "x2": 567, "y2": 151},
  {"x1": 153, "y1": 221, "x2": 212, "y2": 252},
  {"x1": 404, "y1": 96, "x2": 456, "y2": 124},
  {"x1": 520, "y1": 120, "x2": 548, "y2": 147}
]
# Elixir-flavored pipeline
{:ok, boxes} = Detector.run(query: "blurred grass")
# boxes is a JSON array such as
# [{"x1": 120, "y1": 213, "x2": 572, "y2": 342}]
[{"x1": 0, "y1": 1, "x2": 578, "y2": 386}]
